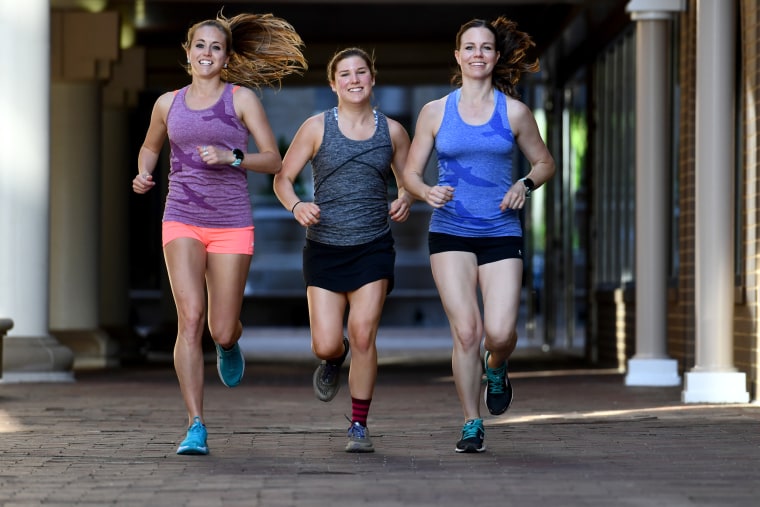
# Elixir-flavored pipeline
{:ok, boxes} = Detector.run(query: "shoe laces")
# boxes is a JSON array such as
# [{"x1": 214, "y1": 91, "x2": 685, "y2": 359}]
[
  {"x1": 347, "y1": 420, "x2": 368, "y2": 439},
  {"x1": 188, "y1": 417, "x2": 205, "y2": 435},
  {"x1": 485, "y1": 362, "x2": 507, "y2": 395},
  {"x1": 320, "y1": 362, "x2": 339, "y2": 384},
  {"x1": 461, "y1": 419, "x2": 483, "y2": 440}
]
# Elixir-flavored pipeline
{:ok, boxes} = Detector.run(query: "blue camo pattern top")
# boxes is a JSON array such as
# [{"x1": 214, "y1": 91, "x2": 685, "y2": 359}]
[{"x1": 430, "y1": 88, "x2": 522, "y2": 237}]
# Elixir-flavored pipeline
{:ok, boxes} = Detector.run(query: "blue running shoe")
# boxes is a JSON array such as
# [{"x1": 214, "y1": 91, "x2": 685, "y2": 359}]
[
  {"x1": 345, "y1": 421, "x2": 374, "y2": 453},
  {"x1": 176, "y1": 416, "x2": 208, "y2": 455},
  {"x1": 455, "y1": 418, "x2": 485, "y2": 453},
  {"x1": 216, "y1": 342, "x2": 245, "y2": 387},
  {"x1": 313, "y1": 336, "x2": 349, "y2": 402},
  {"x1": 483, "y1": 351, "x2": 513, "y2": 415}
]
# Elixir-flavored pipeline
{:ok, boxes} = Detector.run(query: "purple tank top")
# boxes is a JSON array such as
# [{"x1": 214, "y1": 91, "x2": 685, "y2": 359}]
[{"x1": 163, "y1": 83, "x2": 252, "y2": 228}]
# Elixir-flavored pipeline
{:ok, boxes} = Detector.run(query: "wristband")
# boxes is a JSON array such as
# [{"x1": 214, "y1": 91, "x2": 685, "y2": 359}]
[
  {"x1": 519, "y1": 177, "x2": 535, "y2": 196},
  {"x1": 231, "y1": 148, "x2": 244, "y2": 167},
  {"x1": 291, "y1": 201, "x2": 302, "y2": 213}
]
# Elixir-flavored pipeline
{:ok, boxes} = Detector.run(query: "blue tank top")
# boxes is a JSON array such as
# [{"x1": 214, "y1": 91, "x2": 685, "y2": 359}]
[
  {"x1": 163, "y1": 83, "x2": 252, "y2": 228},
  {"x1": 430, "y1": 88, "x2": 522, "y2": 237}
]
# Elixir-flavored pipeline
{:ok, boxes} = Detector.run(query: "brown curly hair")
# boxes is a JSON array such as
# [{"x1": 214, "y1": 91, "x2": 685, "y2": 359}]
[{"x1": 451, "y1": 16, "x2": 539, "y2": 98}]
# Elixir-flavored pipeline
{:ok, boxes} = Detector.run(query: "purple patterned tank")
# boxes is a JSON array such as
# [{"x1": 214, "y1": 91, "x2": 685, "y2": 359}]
[{"x1": 163, "y1": 83, "x2": 252, "y2": 228}]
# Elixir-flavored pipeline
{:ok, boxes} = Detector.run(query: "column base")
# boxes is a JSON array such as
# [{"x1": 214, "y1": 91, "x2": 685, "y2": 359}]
[
  {"x1": 53, "y1": 328, "x2": 120, "y2": 370},
  {"x1": 625, "y1": 357, "x2": 681, "y2": 386},
  {"x1": 1, "y1": 335, "x2": 74, "y2": 383},
  {"x1": 682, "y1": 370, "x2": 750, "y2": 403}
]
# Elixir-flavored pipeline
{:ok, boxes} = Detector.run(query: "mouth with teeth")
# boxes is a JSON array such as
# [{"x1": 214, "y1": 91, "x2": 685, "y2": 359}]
[{"x1": 199, "y1": 59, "x2": 213, "y2": 66}]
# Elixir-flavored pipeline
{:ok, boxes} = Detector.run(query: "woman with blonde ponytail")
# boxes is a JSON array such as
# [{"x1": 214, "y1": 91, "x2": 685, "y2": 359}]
[{"x1": 133, "y1": 11, "x2": 307, "y2": 456}]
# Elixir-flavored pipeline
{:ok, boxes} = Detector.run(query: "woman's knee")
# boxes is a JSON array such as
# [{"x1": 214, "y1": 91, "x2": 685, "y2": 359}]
[
  {"x1": 209, "y1": 319, "x2": 242, "y2": 349},
  {"x1": 483, "y1": 327, "x2": 517, "y2": 351},
  {"x1": 176, "y1": 305, "x2": 206, "y2": 336},
  {"x1": 311, "y1": 331, "x2": 347, "y2": 359}
]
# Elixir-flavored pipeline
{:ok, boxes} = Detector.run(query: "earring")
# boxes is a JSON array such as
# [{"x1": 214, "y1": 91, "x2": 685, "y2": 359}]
[
  {"x1": 186, "y1": 58, "x2": 190, "y2": 64},
  {"x1": 223, "y1": 63, "x2": 228, "y2": 69}
]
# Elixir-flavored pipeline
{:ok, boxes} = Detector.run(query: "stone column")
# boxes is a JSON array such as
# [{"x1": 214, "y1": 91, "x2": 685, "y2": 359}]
[
  {"x1": 683, "y1": 0, "x2": 749, "y2": 403},
  {"x1": 48, "y1": 10, "x2": 121, "y2": 370},
  {"x1": 0, "y1": 0, "x2": 74, "y2": 382},
  {"x1": 624, "y1": 0, "x2": 683, "y2": 386},
  {"x1": 101, "y1": 47, "x2": 147, "y2": 363}
]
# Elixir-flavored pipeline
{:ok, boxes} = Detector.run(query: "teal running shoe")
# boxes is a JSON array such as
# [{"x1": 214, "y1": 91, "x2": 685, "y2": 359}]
[
  {"x1": 176, "y1": 416, "x2": 208, "y2": 455},
  {"x1": 455, "y1": 418, "x2": 485, "y2": 453},
  {"x1": 483, "y1": 351, "x2": 513, "y2": 415},
  {"x1": 216, "y1": 342, "x2": 245, "y2": 387}
]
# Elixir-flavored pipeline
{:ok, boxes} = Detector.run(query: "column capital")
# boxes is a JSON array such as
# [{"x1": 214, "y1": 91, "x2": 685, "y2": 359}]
[{"x1": 626, "y1": 0, "x2": 686, "y2": 21}]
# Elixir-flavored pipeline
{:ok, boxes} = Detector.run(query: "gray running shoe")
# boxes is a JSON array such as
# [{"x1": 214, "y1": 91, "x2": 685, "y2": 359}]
[
  {"x1": 345, "y1": 421, "x2": 375, "y2": 453},
  {"x1": 312, "y1": 336, "x2": 349, "y2": 402}
]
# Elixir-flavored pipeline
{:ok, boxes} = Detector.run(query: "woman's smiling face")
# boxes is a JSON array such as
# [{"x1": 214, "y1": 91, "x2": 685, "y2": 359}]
[{"x1": 186, "y1": 25, "x2": 228, "y2": 75}]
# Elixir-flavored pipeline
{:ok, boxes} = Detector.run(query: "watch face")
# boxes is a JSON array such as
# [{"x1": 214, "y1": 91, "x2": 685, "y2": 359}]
[{"x1": 233, "y1": 149, "x2": 244, "y2": 161}]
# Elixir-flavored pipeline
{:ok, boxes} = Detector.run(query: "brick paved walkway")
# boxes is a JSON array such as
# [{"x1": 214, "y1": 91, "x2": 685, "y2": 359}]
[{"x1": 1, "y1": 357, "x2": 758, "y2": 506}]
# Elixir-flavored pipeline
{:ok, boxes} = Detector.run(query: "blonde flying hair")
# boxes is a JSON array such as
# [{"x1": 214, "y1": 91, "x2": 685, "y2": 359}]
[
  {"x1": 182, "y1": 11, "x2": 308, "y2": 89},
  {"x1": 452, "y1": 16, "x2": 539, "y2": 99}
]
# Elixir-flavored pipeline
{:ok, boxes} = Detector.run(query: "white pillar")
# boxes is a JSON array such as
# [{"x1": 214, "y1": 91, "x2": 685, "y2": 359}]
[
  {"x1": 624, "y1": 0, "x2": 683, "y2": 386},
  {"x1": 683, "y1": 0, "x2": 749, "y2": 403},
  {"x1": 0, "y1": 0, "x2": 74, "y2": 382},
  {"x1": 50, "y1": 82, "x2": 117, "y2": 369},
  {"x1": 45, "y1": 9, "x2": 121, "y2": 369}
]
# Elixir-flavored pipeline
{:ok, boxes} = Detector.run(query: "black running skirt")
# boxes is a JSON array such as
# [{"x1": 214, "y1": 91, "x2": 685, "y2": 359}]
[{"x1": 303, "y1": 230, "x2": 395, "y2": 294}]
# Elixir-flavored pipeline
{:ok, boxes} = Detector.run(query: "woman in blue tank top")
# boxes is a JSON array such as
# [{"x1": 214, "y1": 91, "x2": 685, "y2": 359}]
[
  {"x1": 274, "y1": 47, "x2": 412, "y2": 453},
  {"x1": 404, "y1": 17, "x2": 556, "y2": 453},
  {"x1": 132, "y1": 12, "x2": 306, "y2": 456}
]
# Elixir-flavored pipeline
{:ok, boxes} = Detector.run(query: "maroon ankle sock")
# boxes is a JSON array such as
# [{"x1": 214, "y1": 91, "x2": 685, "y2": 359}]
[{"x1": 351, "y1": 397, "x2": 372, "y2": 426}]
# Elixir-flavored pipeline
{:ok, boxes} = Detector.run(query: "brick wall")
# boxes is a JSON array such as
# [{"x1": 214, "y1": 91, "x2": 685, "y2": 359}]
[
  {"x1": 670, "y1": 0, "x2": 759, "y2": 399},
  {"x1": 669, "y1": 1, "x2": 697, "y2": 372},
  {"x1": 737, "y1": 0, "x2": 760, "y2": 398}
]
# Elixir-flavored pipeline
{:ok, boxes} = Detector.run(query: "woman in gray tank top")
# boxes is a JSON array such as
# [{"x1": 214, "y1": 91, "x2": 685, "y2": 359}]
[{"x1": 274, "y1": 47, "x2": 412, "y2": 453}]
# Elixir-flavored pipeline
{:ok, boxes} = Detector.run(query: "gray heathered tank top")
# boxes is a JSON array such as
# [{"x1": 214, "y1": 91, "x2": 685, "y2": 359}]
[{"x1": 307, "y1": 108, "x2": 394, "y2": 246}]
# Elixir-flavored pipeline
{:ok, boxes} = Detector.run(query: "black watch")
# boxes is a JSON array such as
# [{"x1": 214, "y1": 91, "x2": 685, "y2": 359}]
[
  {"x1": 231, "y1": 148, "x2": 244, "y2": 167},
  {"x1": 520, "y1": 177, "x2": 535, "y2": 196}
]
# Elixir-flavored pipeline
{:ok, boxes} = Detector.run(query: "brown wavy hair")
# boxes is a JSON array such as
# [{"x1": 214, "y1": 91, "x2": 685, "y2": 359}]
[
  {"x1": 182, "y1": 11, "x2": 308, "y2": 89},
  {"x1": 451, "y1": 16, "x2": 539, "y2": 98}
]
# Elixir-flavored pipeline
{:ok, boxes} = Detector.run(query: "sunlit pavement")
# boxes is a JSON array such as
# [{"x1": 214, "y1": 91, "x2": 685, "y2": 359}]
[{"x1": 1, "y1": 338, "x2": 758, "y2": 506}]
